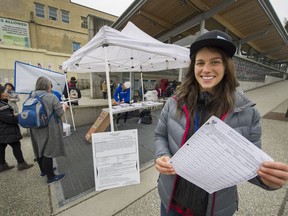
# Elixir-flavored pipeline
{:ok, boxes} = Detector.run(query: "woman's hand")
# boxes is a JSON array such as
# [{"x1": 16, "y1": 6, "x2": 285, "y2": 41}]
[
  {"x1": 257, "y1": 161, "x2": 288, "y2": 189},
  {"x1": 155, "y1": 156, "x2": 176, "y2": 175}
]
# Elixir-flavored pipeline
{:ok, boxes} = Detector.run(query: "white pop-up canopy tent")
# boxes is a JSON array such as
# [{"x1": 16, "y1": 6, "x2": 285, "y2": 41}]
[{"x1": 62, "y1": 22, "x2": 190, "y2": 130}]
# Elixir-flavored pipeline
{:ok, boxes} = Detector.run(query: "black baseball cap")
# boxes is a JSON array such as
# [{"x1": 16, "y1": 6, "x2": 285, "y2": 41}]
[{"x1": 189, "y1": 30, "x2": 236, "y2": 58}]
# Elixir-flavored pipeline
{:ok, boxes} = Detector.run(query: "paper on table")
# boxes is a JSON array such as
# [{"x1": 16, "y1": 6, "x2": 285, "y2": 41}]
[{"x1": 169, "y1": 116, "x2": 273, "y2": 194}]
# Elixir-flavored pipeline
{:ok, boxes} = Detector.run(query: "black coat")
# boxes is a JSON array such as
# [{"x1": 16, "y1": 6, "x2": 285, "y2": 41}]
[{"x1": 0, "y1": 100, "x2": 22, "y2": 144}]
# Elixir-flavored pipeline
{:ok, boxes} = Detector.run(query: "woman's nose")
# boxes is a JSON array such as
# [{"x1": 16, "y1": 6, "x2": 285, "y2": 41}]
[{"x1": 202, "y1": 63, "x2": 212, "y2": 72}]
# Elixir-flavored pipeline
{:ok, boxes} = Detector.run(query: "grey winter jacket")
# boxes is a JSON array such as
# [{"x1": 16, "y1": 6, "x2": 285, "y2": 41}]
[
  {"x1": 154, "y1": 91, "x2": 273, "y2": 216},
  {"x1": 30, "y1": 91, "x2": 66, "y2": 158}
]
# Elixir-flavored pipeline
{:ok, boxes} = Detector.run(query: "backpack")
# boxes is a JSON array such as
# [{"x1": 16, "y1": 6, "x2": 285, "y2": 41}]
[
  {"x1": 139, "y1": 109, "x2": 152, "y2": 124},
  {"x1": 18, "y1": 92, "x2": 52, "y2": 128},
  {"x1": 69, "y1": 89, "x2": 78, "y2": 100}
]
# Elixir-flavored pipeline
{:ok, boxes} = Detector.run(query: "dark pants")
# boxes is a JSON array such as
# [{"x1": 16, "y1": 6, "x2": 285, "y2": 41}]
[
  {"x1": 0, "y1": 141, "x2": 25, "y2": 164},
  {"x1": 116, "y1": 112, "x2": 128, "y2": 124},
  {"x1": 103, "y1": 92, "x2": 107, "y2": 99},
  {"x1": 36, "y1": 156, "x2": 55, "y2": 179}
]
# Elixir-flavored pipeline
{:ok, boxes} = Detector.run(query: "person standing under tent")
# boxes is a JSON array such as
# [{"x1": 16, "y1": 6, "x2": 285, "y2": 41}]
[
  {"x1": 154, "y1": 30, "x2": 288, "y2": 216},
  {"x1": 63, "y1": 78, "x2": 81, "y2": 106},
  {"x1": 155, "y1": 84, "x2": 160, "y2": 98},
  {"x1": 113, "y1": 82, "x2": 131, "y2": 127},
  {"x1": 110, "y1": 80, "x2": 115, "y2": 96},
  {"x1": 101, "y1": 80, "x2": 108, "y2": 99}
]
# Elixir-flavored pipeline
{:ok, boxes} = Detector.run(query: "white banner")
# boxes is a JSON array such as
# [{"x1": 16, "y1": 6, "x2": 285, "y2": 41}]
[{"x1": 14, "y1": 61, "x2": 66, "y2": 95}]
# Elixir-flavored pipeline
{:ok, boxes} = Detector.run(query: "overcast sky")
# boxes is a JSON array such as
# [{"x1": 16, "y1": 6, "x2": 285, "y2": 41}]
[
  {"x1": 270, "y1": 0, "x2": 288, "y2": 24},
  {"x1": 71, "y1": 0, "x2": 134, "y2": 17},
  {"x1": 71, "y1": 0, "x2": 287, "y2": 25}
]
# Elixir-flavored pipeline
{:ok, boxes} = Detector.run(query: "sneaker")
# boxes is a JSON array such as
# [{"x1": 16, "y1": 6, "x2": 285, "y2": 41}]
[
  {"x1": 47, "y1": 174, "x2": 65, "y2": 185},
  {"x1": 40, "y1": 167, "x2": 57, "y2": 177},
  {"x1": 123, "y1": 122, "x2": 129, "y2": 126},
  {"x1": 0, "y1": 163, "x2": 15, "y2": 173},
  {"x1": 17, "y1": 162, "x2": 33, "y2": 171}
]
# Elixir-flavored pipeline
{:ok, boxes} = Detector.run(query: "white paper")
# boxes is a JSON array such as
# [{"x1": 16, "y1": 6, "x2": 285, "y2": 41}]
[
  {"x1": 92, "y1": 129, "x2": 140, "y2": 191},
  {"x1": 102, "y1": 102, "x2": 163, "y2": 114},
  {"x1": 170, "y1": 116, "x2": 273, "y2": 194}
]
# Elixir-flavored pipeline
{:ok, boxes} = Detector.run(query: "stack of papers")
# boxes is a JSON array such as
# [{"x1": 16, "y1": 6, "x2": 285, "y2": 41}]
[
  {"x1": 131, "y1": 103, "x2": 143, "y2": 107},
  {"x1": 170, "y1": 115, "x2": 273, "y2": 194},
  {"x1": 119, "y1": 103, "x2": 130, "y2": 107},
  {"x1": 112, "y1": 105, "x2": 121, "y2": 109}
]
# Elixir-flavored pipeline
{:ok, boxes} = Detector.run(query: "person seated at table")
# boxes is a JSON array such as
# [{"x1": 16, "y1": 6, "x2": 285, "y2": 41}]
[{"x1": 113, "y1": 82, "x2": 131, "y2": 127}]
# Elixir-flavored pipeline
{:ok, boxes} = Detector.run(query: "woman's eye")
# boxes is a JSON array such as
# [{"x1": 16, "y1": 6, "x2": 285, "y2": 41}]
[
  {"x1": 211, "y1": 61, "x2": 221, "y2": 65},
  {"x1": 196, "y1": 62, "x2": 204, "y2": 66}
]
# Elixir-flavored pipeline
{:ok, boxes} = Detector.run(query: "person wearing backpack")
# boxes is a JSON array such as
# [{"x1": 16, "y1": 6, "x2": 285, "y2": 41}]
[
  {"x1": 29, "y1": 77, "x2": 68, "y2": 184},
  {"x1": 63, "y1": 80, "x2": 81, "y2": 106},
  {"x1": 0, "y1": 85, "x2": 33, "y2": 172}
]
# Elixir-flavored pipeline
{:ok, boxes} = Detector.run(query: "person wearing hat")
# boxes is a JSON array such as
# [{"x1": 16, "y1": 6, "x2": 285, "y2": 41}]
[
  {"x1": 154, "y1": 30, "x2": 288, "y2": 216},
  {"x1": 0, "y1": 85, "x2": 33, "y2": 172},
  {"x1": 113, "y1": 82, "x2": 131, "y2": 126}
]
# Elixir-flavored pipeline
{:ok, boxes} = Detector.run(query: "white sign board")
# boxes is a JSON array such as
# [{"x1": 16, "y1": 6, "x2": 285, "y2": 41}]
[{"x1": 92, "y1": 129, "x2": 140, "y2": 191}]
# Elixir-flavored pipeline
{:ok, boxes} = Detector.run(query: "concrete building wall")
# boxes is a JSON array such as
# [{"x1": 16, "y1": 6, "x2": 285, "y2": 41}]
[
  {"x1": 0, "y1": 0, "x2": 116, "y2": 52},
  {"x1": 0, "y1": 0, "x2": 117, "y2": 85}
]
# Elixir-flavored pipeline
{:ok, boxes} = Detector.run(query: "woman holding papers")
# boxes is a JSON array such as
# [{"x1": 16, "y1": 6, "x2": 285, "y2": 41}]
[{"x1": 154, "y1": 30, "x2": 288, "y2": 216}]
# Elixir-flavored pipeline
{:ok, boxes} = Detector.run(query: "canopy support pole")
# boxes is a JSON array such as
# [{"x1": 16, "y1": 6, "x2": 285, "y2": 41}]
[
  {"x1": 64, "y1": 72, "x2": 76, "y2": 131},
  {"x1": 103, "y1": 45, "x2": 114, "y2": 132},
  {"x1": 141, "y1": 73, "x2": 144, "y2": 102}
]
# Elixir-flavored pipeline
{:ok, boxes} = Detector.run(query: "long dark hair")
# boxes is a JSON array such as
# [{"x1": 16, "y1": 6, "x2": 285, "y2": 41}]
[
  {"x1": 4, "y1": 83, "x2": 15, "y2": 91},
  {"x1": 176, "y1": 47, "x2": 239, "y2": 131}
]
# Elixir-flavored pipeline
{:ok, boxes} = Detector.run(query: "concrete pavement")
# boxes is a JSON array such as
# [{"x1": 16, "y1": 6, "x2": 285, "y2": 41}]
[{"x1": 0, "y1": 80, "x2": 288, "y2": 216}]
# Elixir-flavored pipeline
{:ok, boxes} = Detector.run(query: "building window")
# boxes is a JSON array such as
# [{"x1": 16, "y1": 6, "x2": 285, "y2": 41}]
[
  {"x1": 61, "y1": 10, "x2": 69, "y2": 23},
  {"x1": 35, "y1": 3, "x2": 45, "y2": 18},
  {"x1": 72, "y1": 42, "x2": 80, "y2": 52},
  {"x1": 49, "y1": 7, "x2": 58, "y2": 21},
  {"x1": 81, "y1": 16, "x2": 88, "y2": 29}
]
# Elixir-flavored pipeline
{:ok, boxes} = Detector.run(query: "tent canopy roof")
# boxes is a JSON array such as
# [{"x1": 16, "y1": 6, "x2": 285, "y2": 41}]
[{"x1": 62, "y1": 22, "x2": 190, "y2": 73}]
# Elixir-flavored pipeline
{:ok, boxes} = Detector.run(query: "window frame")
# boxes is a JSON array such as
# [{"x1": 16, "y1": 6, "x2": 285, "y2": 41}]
[
  {"x1": 35, "y1": 3, "x2": 45, "y2": 18},
  {"x1": 81, "y1": 16, "x2": 88, "y2": 29},
  {"x1": 48, "y1": 6, "x2": 58, "y2": 21},
  {"x1": 72, "y1": 42, "x2": 81, "y2": 52},
  {"x1": 61, "y1": 10, "x2": 70, "y2": 24}
]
